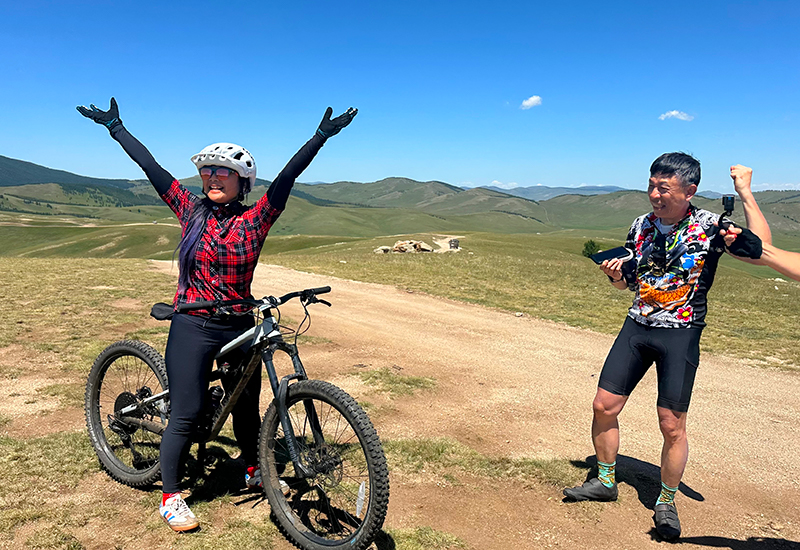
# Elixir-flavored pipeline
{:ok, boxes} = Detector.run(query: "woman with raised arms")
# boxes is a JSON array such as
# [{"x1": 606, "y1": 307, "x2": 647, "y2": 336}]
[{"x1": 78, "y1": 98, "x2": 357, "y2": 531}]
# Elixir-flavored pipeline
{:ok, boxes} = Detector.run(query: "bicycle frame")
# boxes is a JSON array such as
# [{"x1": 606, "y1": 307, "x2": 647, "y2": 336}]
[{"x1": 116, "y1": 305, "x2": 324, "y2": 478}]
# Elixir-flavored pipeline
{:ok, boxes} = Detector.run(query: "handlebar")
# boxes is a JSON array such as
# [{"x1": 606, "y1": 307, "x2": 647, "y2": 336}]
[
  {"x1": 175, "y1": 286, "x2": 332, "y2": 314},
  {"x1": 276, "y1": 286, "x2": 331, "y2": 305}
]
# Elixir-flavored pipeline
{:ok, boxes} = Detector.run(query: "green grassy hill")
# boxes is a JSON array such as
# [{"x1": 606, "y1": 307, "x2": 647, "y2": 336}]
[
  {"x1": 295, "y1": 177, "x2": 462, "y2": 207},
  {"x1": 1, "y1": 183, "x2": 162, "y2": 207},
  {"x1": 0, "y1": 154, "x2": 135, "y2": 188},
  {"x1": 293, "y1": 178, "x2": 550, "y2": 223},
  {"x1": 0, "y1": 192, "x2": 172, "y2": 220}
]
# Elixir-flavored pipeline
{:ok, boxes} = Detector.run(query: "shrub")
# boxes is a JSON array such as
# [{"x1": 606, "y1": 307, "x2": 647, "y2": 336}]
[{"x1": 582, "y1": 239, "x2": 601, "y2": 258}]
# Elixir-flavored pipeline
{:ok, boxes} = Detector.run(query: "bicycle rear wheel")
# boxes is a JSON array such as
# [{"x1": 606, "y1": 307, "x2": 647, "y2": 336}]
[
  {"x1": 84, "y1": 340, "x2": 168, "y2": 487},
  {"x1": 259, "y1": 380, "x2": 389, "y2": 550}
]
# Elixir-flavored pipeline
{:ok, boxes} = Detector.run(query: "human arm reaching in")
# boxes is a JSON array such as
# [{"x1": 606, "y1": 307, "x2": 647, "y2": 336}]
[
  {"x1": 722, "y1": 226, "x2": 800, "y2": 281},
  {"x1": 730, "y1": 165, "x2": 772, "y2": 245}
]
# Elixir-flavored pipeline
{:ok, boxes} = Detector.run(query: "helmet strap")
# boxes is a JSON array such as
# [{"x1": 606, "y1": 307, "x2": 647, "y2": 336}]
[{"x1": 238, "y1": 176, "x2": 249, "y2": 202}]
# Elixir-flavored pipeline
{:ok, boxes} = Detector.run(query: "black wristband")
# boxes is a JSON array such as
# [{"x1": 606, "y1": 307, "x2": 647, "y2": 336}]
[{"x1": 607, "y1": 275, "x2": 623, "y2": 283}]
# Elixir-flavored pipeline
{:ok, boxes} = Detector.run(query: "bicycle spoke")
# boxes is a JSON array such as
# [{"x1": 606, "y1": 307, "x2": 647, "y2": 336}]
[{"x1": 88, "y1": 344, "x2": 166, "y2": 478}]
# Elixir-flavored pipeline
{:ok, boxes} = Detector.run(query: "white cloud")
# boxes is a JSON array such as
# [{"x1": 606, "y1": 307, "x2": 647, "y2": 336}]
[
  {"x1": 491, "y1": 180, "x2": 520, "y2": 189},
  {"x1": 752, "y1": 182, "x2": 800, "y2": 191},
  {"x1": 520, "y1": 95, "x2": 542, "y2": 110},
  {"x1": 659, "y1": 110, "x2": 694, "y2": 121}
]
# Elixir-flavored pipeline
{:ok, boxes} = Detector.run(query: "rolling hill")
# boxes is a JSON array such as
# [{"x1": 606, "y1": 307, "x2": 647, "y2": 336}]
[
  {"x1": 484, "y1": 184, "x2": 627, "y2": 201},
  {"x1": 0, "y1": 154, "x2": 136, "y2": 189},
  {"x1": 1, "y1": 154, "x2": 799, "y2": 252}
]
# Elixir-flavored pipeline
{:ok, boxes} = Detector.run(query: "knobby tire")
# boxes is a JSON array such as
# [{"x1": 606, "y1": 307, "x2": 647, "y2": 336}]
[
  {"x1": 84, "y1": 340, "x2": 168, "y2": 487},
  {"x1": 259, "y1": 380, "x2": 389, "y2": 550}
]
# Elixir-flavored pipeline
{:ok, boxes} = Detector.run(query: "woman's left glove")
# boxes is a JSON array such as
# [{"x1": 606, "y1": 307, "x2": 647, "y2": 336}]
[
  {"x1": 316, "y1": 106, "x2": 358, "y2": 139},
  {"x1": 76, "y1": 97, "x2": 123, "y2": 131}
]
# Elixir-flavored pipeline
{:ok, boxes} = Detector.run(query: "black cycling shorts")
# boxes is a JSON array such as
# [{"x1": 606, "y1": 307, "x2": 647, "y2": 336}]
[{"x1": 598, "y1": 316, "x2": 702, "y2": 412}]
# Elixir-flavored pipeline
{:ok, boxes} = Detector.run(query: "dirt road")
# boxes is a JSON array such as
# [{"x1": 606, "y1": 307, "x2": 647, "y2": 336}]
[{"x1": 150, "y1": 260, "x2": 800, "y2": 549}]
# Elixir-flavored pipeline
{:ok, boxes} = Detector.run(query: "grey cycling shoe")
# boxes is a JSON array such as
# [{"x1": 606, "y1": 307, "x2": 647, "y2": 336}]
[
  {"x1": 654, "y1": 503, "x2": 681, "y2": 540},
  {"x1": 563, "y1": 478, "x2": 618, "y2": 501}
]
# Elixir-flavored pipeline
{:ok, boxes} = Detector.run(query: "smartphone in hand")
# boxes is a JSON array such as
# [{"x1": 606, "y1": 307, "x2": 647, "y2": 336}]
[{"x1": 589, "y1": 246, "x2": 633, "y2": 265}]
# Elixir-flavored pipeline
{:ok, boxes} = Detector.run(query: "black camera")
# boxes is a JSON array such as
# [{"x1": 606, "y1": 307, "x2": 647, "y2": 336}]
[
  {"x1": 716, "y1": 195, "x2": 737, "y2": 237},
  {"x1": 722, "y1": 194, "x2": 735, "y2": 217}
]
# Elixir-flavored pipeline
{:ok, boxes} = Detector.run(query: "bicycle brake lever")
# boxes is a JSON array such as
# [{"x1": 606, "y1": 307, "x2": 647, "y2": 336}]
[{"x1": 303, "y1": 295, "x2": 332, "y2": 307}]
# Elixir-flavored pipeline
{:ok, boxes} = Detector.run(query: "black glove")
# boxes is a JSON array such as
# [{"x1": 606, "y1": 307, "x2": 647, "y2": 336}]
[
  {"x1": 316, "y1": 106, "x2": 357, "y2": 139},
  {"x1": 76, "y1": 97, "x2": 123, "y2": 131},
  {"x1": 726, "y1": 226, "x2": 763, "y2": 259}
]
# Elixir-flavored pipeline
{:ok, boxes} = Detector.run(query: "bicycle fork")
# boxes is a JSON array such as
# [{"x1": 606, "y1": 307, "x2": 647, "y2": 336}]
[{"x1": 262, "y1": 344, "x2": 326, "y2": 479}]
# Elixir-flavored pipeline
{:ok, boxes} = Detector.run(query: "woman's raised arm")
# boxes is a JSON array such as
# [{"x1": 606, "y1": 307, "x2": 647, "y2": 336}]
[
  {"x1": 264, "y1": 106, "x2": 358, "y2": 211},
  {"x1": 77, "y1": 98, "x2": 175, "y2": 196}
]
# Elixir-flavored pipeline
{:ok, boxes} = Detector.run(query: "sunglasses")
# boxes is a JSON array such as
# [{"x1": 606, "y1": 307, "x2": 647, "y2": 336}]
[{"x1": 199, "y1": 166, "x2": 237, "y2": 179}]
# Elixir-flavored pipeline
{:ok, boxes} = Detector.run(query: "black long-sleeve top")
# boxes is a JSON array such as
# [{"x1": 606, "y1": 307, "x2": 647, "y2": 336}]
[{"x1": 109, "y1": 125, "x2": 326, "y2": 308}]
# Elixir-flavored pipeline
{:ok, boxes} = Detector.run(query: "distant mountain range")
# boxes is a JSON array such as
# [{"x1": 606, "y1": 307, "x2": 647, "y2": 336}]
[
  {"x1": 482, "y1": 184, "x2": 724, "y2": 201},
  {"x1": 0, "y1": 153, "x2": 729, "y2": 202},
  {"x1": 482, "y1": 184, "x2": 626, "y2": 201},
  {"x1": 2, "y1": 154, "x2": 798, "y2": 237}
]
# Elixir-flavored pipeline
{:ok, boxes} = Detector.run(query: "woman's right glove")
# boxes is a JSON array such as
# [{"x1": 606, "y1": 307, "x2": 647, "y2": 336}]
[
  {"x1": 76, "y1": 97, "x2": 123, "y2": 131},
  {"x1": 316, "y1": 106, "x2": 358, "y2": 139}
]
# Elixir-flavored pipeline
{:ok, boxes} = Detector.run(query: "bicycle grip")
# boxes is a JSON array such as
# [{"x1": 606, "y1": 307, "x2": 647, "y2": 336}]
[
  {"x1": 176, "y1": 300, "x2": 216, "y2": 312},
  {"x1": 309, "y1": 286, "x2": 331, "y2": 295}
]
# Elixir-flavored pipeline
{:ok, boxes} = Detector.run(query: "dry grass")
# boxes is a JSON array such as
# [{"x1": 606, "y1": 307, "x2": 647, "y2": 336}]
[
  {"x1": 385, "y1": 437, "x2": 583, "y2": 488},
  {"x1": 354, "y1": 366, "x2": 437, "y2": 397}
]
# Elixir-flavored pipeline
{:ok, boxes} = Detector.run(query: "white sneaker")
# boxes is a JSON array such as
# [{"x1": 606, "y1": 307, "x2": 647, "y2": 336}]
[{"x1": 159, "y1": 493, "x2": 199, "y2": 532}]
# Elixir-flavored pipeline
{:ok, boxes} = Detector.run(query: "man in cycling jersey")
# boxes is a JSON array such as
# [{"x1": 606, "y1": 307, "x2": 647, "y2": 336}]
[{"x1": 563, "y1": 152, "x2": 760, "y2": 540}]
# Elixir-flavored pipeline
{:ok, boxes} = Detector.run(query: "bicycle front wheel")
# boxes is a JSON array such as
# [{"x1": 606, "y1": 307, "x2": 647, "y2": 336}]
[
  {"x1": 260, "y1": 380, "x2": 389, "y2": 550},
  {"x1": 84, "y1": 340, "x2": 168, "y2": 487}
]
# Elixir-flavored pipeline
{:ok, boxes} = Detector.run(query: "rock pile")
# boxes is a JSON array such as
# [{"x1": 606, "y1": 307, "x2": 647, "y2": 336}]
[{"x1": 374, "y1": 240, "x2": 435, "y2": 254}]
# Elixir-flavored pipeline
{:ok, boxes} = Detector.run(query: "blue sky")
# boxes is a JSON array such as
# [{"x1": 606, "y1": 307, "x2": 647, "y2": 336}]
[{"x1": 2, "y1": 0, "x2": 798, "y2": 192}]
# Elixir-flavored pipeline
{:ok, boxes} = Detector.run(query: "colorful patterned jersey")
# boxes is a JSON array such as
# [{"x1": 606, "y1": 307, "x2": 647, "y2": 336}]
[{"x1": 624, "y1": 204, "x2": 724, "y2": 328}]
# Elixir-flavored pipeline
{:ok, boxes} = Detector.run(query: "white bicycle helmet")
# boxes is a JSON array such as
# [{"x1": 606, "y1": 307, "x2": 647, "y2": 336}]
[{"x1": 190, "y1": 143, "x2": 257, "y2": 194}]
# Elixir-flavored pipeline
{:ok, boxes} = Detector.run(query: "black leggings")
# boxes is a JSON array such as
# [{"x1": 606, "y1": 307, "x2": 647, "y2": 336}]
[{"x1": 160, "y1": 313, "x2": 262, "y2": 493}]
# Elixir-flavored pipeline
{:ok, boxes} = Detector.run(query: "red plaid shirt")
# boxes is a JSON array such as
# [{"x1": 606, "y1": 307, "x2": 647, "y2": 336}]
[{"x1": 161, "y1": 180, "x2": 282, "y2": 313}]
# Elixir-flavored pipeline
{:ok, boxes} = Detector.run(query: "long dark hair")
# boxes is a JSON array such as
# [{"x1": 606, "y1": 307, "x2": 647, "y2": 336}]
[
  {"x1": 175, "y1": 176, "x2": 248, "y2": 292},
  {"x1": 175, "y1": 199, "x2": 212, "y2": 292}
]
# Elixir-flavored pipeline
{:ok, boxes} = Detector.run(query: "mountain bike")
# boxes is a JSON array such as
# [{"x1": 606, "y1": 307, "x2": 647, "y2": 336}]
[{"x1": 83, "y1": 286, "x2": 390, "y2": 550}]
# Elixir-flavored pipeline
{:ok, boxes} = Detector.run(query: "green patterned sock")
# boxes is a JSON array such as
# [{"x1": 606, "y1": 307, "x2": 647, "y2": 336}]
[
  {"x1": 597, "y1": 460, "x2": 616, "y2": 488},
  {"x1": 656, "y1": 481, "x2": 678, "y2": 505}
]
